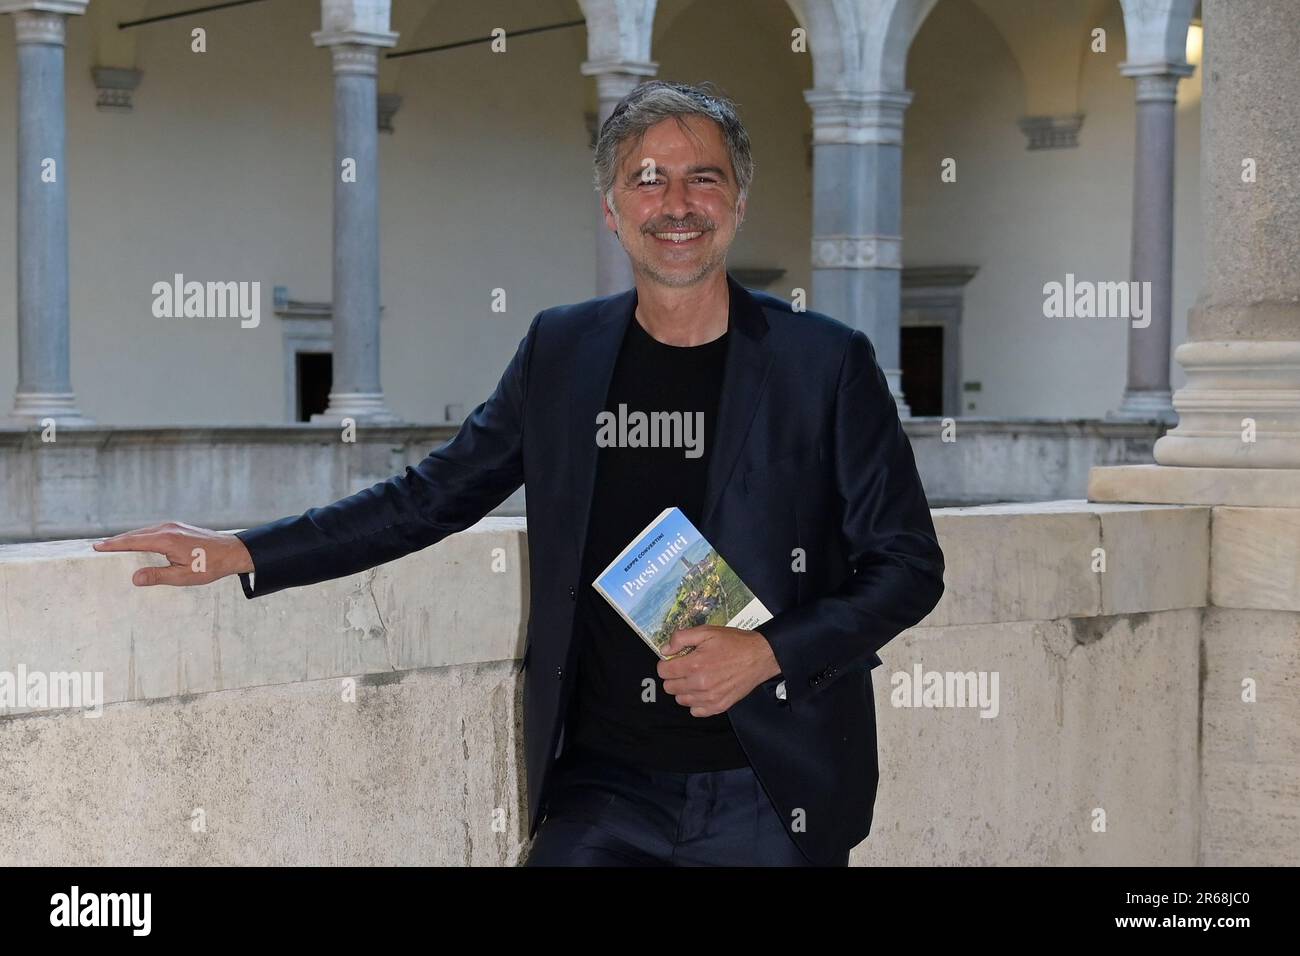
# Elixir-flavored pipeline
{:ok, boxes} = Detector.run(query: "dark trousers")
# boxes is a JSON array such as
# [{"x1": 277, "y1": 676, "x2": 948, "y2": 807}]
[{"x1": 524, "y1": 744, "x2": 849, "y2": 867}]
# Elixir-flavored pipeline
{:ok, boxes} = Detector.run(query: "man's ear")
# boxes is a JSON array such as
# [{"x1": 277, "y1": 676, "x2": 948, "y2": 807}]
[
  {"x1": 601, "y1": 191, "x2": 620, "y2": 237},
  {"x1": 736, "y1": 194, "x2": 747, "y2": 228}
]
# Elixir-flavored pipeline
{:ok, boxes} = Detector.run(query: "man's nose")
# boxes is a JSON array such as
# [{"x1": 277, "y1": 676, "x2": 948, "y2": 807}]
[{"x1": 659, "y1": 176, "x2": 691, "y2": 220}]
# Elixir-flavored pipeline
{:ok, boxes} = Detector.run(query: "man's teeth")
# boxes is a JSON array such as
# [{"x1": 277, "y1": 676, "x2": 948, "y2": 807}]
[{"x1": 654, "y1": 231, "x2": 703, "y2": 242}]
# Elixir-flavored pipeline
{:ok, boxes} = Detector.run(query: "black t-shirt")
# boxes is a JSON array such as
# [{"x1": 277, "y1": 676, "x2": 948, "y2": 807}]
[{"x1": 564, "y1": 308, "x2": 751, "y2": 772}]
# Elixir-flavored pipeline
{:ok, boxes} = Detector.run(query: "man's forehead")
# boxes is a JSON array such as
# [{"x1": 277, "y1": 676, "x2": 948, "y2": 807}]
[{"x1": 618, "y1": 117, "x2": 728, "y2": 169}]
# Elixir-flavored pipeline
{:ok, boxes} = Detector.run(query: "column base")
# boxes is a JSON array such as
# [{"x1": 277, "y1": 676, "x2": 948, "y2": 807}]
[
  {"x1": 7, "y1": 391, "x2": 93, "y2": 425},
  {"x1": 884, "y1": 367, "x2": 912, "y2": 418},
  {"x1": 1153, "y1": 340, "x2": 1300, "y2": 468},
  {"x1": 1107, "y1": 389, "x2": 1177, "y2": 424},
  {"x1": 1088, "y1": 463, "x2": 1300, "y2": 508},
  {"x1": 311, "y1": 391, "x2": 402, "y2": 425}
]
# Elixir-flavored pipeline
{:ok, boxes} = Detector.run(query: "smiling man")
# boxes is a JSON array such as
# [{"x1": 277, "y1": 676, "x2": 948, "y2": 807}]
[{"x1": 95, "y1": 81, "x2": 945, "y2": 868}]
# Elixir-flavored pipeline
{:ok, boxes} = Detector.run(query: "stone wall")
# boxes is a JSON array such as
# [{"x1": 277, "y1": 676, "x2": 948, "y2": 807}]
[
  {"x1": 0, "y1": 419, "x2": 1163, "y2": 542},
  {"x1": 7, "y1": 499, "x2": 1290, "y2": 866}
]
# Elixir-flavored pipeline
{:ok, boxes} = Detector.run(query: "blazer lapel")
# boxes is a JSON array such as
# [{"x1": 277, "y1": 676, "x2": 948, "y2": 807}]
[
  {"x1": 567, "y1": 288, "x2": 636, "y2": 560},
  {"x1": 700, "y1": 275, "x2": 773, "y2": 530}
]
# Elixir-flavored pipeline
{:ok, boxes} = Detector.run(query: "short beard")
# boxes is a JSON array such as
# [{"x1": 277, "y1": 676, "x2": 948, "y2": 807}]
[
  {"x1": 608, "y1": 202, "x2": 731, "y2": 289},
  {"x1": 636, "y1": 249, "x2": 726, "y2": 288}
]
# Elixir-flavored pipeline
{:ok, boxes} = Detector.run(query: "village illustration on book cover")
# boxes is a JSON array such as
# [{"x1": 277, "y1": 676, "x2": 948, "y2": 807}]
[{"x1": 591, "y1": 506, "x2": 773, "y2": 661}]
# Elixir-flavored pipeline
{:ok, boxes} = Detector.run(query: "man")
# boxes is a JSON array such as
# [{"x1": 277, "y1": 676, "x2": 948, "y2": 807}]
[{"x1": 95, "y1": 81, "x2": 945, "y2": 867}]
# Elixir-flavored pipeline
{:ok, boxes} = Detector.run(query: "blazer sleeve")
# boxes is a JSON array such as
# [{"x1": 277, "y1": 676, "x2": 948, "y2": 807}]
[
  {"x1": 757, "y1": 327, "x2": 945, "y2": 707},
  {"x1": 232, "y1": 310, "x2": 542, "y2": 599}
]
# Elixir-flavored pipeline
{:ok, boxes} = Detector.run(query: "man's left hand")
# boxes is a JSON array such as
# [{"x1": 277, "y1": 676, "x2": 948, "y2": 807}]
[{"x1": 657, "y1": 626, "x2": 782, "y2": 717}]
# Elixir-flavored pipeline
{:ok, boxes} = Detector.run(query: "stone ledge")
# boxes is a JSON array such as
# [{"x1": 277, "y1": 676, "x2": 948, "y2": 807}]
[
  {"x1": 925, "y1": 500, "x2": 1209, "y2": 626},
  {"x1": 1210, "y1": 508, "x2": 1300, "y2": 611},
  {"x1": 0, "y1": 502, "x2": 1217, "y2": 712},
  {"x1": 0, "y1": 517, "x2": 529, "y2": 716},
  {"x1": 0, "y1": 423, "x2": 459, "y2": 445},
  {"x1": 1089, "y1": 464, "x2": 1300, "y2": 508}
]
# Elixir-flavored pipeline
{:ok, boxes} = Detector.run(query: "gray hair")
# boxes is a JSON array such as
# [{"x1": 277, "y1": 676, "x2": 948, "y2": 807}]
[{"x1": 593, "y1": 80, "x2": 755, "y2": 204}]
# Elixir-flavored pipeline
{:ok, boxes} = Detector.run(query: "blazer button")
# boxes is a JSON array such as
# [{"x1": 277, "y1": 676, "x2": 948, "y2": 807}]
[
  {"x1": 555, "y1": 667, "x2": 564, "y2": 680},
  {"x1": 568, "y1": 586, "x2": 576, "y2": 601}
]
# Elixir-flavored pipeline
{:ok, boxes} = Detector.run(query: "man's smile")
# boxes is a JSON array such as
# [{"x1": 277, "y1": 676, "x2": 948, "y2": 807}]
[{"x1": 650, "y1": 229, "x2": 705, "y2": 244}]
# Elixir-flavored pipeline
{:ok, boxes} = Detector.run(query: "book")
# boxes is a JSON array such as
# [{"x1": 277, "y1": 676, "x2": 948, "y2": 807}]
[{"x1": 591, "y1": 506, "x2": 773, "y2": 661}]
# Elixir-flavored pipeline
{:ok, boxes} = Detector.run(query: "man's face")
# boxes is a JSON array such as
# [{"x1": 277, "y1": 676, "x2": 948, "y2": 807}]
[{"x1": 602, "y1": 114, "x2": 747, "y2": 289}]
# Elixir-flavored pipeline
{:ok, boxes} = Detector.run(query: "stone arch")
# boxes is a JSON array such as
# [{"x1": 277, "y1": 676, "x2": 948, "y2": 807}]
[{"x1": 793, "y1": 0, "x2": 941, "y2": 92}]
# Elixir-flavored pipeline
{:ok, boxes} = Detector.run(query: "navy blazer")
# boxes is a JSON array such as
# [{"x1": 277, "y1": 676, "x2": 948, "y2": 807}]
[{"x1": 234, "y1": 272, "x2": 945, "y2": 865}]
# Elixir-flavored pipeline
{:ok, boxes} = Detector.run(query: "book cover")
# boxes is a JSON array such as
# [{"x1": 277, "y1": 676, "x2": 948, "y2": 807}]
[{"x1": 591, "y1": 506, "x2": 773, "y2": 661}]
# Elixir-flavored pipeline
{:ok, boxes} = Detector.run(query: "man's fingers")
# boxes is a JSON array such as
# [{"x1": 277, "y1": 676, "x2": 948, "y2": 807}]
[
  {"x1": 662, "y1": 676, "x2": 699, "y2": 695},
  {"x1": 663, "y1": 626, "x2": 715, "y2": 656},
  {"x1": 673, "y1": 694, "x2": 724, "y2": 717},
  {"x1": 93, "y1": 521, "x2": 196, "y2": 550},
  {"x1": 94, "y1": 532, "x2": 174, "y2": 554},
  {"x1": 132, "y1": 563, "x2": 201, "y2": 587},
  {"x1": 94, "y1": 523, "x2": 234, "y2": 588}
]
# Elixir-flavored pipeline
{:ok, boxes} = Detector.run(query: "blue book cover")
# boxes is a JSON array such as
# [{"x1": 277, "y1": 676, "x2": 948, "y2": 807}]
[{"x1": 591, "y1": 506, "x2": 773, "y2": 660}]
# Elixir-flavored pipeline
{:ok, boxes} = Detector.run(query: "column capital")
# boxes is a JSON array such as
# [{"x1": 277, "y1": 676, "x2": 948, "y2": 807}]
[
  {"x1": 311, "y1": 28, "x2": 398, "y2": 50},
  {"x1": 92, "y1": 66, "x2": 143, "y2": 112},
  {"x1": 313, "y1": 25, "x2": 397, "y2": 76},
  {"x1": 322, "y1": 44, "x2": 383, "y2": 76},
  {"x1": 1133, "y1": 73, "x2": 1182, "y2": 103},
  {"x1": 0, "y1": 0, "x2": 87, "y2": 47},
  {"x1": 0, "y1": 1, "x2": 88, "y2": 15},
  {"x1": 4, "y1": 5, "x2": 85, "y2": 45},
  {"x1": 803, "y1": 88, "x2": 913, "y2": 146},
  {"x1": 579, "y1": 57, "x2": 657, "y2": 79},
  {"x1": 1121, "y1": 60, "x2": 1195, "y2": 103},
  {"x1": 1017, "y1": 114, "x2": 1085, "y2": 150},
  {"x1": 581, "y1": 60, "x2": 656, "y2": 105},
  {"x1": 1119, "y1": 58, "x2": 1195, "y2": 76}
]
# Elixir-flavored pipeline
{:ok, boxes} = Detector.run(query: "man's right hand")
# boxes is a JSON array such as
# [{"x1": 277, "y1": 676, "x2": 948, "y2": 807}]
[{"x1": 92, "y1": 521, "x2": 255, "y2": 587}]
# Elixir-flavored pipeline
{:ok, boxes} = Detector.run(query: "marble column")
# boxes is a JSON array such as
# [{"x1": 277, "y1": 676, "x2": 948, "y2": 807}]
[
  {"x1": 581, "y1": 60, "x2": 656, "y2": 296},
  {"x1": 311, "y1": 29, "x2": 400, "y2": 424},
  {"x1": 1111, "y1": 63, "x2": 1193, "y2": 423},
  {"x1": 1152, "y1": 0, "x2": 1300, "y2": 470},
  {"x1": 2, "y1": 1, "x2": 91, "y2": 424},
  {"x1": 805, "y1": 89, "x2": 913, "y2": 415}
]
